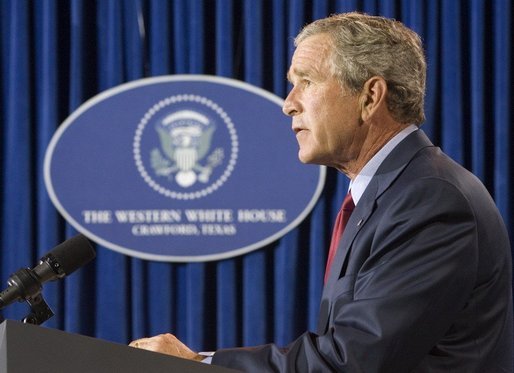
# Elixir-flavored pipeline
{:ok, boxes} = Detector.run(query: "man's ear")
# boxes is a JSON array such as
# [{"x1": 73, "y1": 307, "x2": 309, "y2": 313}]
[{"x1": 360, "y1": 76, "x2": 388, "y2": 122}]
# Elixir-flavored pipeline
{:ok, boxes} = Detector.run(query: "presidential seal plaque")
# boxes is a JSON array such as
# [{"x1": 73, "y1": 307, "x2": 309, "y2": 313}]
[{"x1": 44, "y1": 75, "x2": 325, "y2": 262}]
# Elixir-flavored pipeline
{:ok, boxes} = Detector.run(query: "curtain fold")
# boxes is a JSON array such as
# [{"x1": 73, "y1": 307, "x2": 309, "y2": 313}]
[
  {"x1": 1, "y1": 0, "x2": 33, "y2": 323},
  {"x1": 0, "y1": 0, "x2": 512, "y2": 353},
  {"x1": 33, "y1": 0, "x2": 61, "y2": 330},
  {"x1": 470, "y1": 0, "x2": 486, "y2": 181},
  {"x1": 493, "y1": 0, "x2": 512, "y2": 223}
]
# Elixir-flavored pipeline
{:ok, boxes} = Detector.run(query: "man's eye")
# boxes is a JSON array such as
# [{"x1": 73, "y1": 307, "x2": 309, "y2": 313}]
[{"x1": 302, "y1": 79, "x2": 312, "y2": 87}]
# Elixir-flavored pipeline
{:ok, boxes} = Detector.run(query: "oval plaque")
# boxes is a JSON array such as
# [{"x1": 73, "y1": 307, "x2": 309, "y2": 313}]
[{"x1": 44, "y1": 75, "x2": 325, "y2": 262}]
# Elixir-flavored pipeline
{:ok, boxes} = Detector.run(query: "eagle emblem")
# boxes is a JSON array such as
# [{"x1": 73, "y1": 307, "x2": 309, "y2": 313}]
[{"x1": 150, "y1": 110, "x2": 224, "y2": 188}]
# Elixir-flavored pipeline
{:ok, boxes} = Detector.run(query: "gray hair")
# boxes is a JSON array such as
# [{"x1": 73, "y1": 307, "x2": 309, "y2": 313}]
[{"x1": 295, "y1": 12, "x2": 426, "y2": 125}]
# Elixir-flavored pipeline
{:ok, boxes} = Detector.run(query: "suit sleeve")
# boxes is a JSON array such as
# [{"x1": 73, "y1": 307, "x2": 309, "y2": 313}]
[{"x1": 212, "y1": 178, "x2": 479, "y2": 372}]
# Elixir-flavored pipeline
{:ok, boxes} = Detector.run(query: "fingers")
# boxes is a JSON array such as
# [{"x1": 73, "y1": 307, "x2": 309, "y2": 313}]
[
  {"x1": 129, "y1": 333, "x2": 202, "y2": 361},
  {"x1": 129, "y1": 337, "x2": 160, "y2": 352},
  {"x1": 129, "y1": 338, "x2": 145, "y2": 348}
]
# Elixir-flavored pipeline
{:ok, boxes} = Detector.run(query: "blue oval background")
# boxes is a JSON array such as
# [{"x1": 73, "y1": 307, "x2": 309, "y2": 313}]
[{"x1": 44, "y1": 75, "x2": 325, "y2": 262}]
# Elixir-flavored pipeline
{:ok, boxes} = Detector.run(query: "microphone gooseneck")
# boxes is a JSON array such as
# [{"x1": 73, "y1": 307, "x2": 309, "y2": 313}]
[{"x1": 0, "y1": 234, "x2": 96, "y2": 312}]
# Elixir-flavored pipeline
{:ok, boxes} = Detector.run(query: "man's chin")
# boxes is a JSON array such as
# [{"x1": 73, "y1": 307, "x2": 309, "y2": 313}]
[{"x1": 297, "y1": 152, "x2": 322, "y2": 165}]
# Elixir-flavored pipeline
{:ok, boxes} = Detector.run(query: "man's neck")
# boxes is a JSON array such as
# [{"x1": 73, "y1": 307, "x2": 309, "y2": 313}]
[{"x1": 340, "y1": 121, "x2": 409, "y2": 180}]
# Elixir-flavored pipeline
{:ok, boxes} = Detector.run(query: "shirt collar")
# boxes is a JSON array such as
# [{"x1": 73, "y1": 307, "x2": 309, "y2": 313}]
[{"x1": 350, "y1": 124, "x2": 418, "y2": 205}]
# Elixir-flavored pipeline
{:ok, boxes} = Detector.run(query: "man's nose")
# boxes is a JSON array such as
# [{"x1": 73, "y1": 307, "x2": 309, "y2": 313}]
[{"x1": 282, "y1": 89, "x2": 300, "y2": 117}]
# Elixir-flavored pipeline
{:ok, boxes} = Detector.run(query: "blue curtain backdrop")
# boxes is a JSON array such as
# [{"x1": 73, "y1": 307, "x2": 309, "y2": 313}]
[{"x1": 0, "y1": 0, "x2": 512, "y2": 352}]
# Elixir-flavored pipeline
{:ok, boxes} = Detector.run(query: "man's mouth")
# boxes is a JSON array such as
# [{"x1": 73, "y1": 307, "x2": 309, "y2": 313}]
[{"x1": 292, "y1": 126, "x2": 304, "y2": 134}]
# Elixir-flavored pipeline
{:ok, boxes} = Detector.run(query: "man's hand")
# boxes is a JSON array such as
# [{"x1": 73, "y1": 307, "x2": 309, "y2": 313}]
[{"x1": 129, "y1": 333, "x2": 204, "y2": 362}]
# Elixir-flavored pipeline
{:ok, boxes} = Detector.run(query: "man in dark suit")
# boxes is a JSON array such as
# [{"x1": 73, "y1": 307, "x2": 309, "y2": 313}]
[{"x1": 130, "y1": 13, "x2": 513, "y2": 372}]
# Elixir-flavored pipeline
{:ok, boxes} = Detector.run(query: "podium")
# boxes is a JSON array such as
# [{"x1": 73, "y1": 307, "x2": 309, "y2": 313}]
[{"x1": 0, "y1": 320, "x2": 239, "y2": 372}]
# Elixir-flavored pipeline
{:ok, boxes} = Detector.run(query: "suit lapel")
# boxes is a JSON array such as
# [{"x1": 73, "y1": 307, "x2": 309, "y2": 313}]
[{"x1": 317, "y1": 130, "x2": 434, "y2": 335}]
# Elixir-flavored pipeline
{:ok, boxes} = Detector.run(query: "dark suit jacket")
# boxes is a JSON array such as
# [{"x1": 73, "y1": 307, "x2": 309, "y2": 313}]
[{"x1": 213, "y1": 130, "x2": 513, "y2": 372}]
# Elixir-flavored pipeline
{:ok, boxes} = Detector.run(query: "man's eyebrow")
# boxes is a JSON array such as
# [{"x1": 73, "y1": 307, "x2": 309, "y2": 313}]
[{"x1": 286, "y1": 69, "x2": 308, "y2": 83}]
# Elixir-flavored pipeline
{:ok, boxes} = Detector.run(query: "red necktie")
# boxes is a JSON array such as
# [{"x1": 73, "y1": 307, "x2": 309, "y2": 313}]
[{"x1": 324, "y1": 191, "x2": 355, "y2": 283}]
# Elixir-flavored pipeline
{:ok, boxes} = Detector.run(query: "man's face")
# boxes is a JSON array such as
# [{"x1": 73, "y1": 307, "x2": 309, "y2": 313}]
[{"x1": 283, "y1": 33, "x2": 364, "y2": 169}]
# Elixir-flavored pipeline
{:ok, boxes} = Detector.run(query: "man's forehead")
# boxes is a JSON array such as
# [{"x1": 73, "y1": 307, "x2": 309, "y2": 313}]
[
  {"x1": 294, "y1": 34, "x2": 332, "y2": 57},
  {"x1": 287, "y1": 34, "x2": 333, "y2": 80}
]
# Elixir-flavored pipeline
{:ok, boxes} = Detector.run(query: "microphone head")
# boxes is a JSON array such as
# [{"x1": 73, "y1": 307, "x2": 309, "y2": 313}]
[{"x1": 42, "y1": 234, "x2": 96, "y2": 276}]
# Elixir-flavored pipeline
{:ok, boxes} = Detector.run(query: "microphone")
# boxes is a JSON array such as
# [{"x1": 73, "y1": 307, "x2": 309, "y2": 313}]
[{"x1": 0, "y1": 234, "x2": 96, "y2": 310}]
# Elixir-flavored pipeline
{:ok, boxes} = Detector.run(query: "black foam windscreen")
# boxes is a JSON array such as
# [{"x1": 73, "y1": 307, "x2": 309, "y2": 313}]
[{"x1": 43, "y1": 234, "x2": 96, "y2": 276}]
